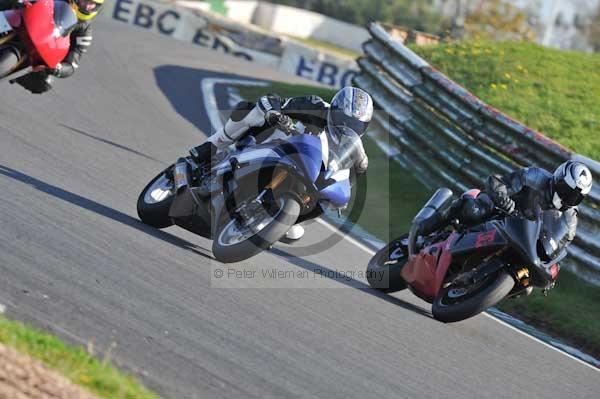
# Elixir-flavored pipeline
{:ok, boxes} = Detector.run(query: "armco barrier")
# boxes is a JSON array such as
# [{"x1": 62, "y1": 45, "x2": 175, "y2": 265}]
[{"x1": 355, "y1": 23, "x2": 600, "y2": 284}]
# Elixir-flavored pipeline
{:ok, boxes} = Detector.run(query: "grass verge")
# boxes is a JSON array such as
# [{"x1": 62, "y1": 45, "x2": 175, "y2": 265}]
[
  {"x1": 237, "y1": 81, "x2": 600, "y2": 360},
  {"x1": 412, "y1": 41, "x2": 600, "y2": 160},
  {"x1": 0, "y1": 315, "x2": 159, "y2": 399},
  {"x1": 497, "y1": 270, "x2": 600, "y2": 358}
]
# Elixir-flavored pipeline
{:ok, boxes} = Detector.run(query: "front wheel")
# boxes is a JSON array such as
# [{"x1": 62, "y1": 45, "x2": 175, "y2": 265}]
[
  {"x1": 137, "y1": 167, "x2": 175, "y2": 229},
  {"x1": 432, "y1": 271, "x2": 515, "y2": 323},
  {"x1": 212, "y1": 193, "x2": 300, "y2": 263}
]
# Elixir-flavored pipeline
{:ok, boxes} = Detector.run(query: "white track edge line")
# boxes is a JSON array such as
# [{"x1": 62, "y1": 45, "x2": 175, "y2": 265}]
[{"x1": 482, "y1": 312, "x2": 599, "y2": 371}]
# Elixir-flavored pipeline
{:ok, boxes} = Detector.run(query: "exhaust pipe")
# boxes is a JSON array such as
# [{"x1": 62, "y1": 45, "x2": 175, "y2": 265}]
[{"x1": 408, "y1": 188, "x2": 454, "y2": 256}]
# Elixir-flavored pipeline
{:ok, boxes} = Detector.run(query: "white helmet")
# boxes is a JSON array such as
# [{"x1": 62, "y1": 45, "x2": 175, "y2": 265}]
[
  {"x1": 327, "y1": 87, "x2": 374, "y2": 138},
  {"x1": 552, "y1": 161, "x2": 593, "y2": 210}
]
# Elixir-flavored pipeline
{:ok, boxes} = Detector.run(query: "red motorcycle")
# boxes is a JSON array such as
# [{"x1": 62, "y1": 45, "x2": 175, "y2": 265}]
[
  {"x1": 0, "y1": 0, "x2": 75, "y2": 86},
  {"x1": 367, "y1": 188, "x2": 567, "y2": 322}
]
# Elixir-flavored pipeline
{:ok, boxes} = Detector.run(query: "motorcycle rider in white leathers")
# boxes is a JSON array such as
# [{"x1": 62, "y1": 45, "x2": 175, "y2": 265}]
[{"x1": 189, "y1": 86, "x2": 374, "y2": 240}]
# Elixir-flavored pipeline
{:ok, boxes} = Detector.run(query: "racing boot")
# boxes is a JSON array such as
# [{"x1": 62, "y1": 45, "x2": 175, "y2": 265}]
[{"x1": 284, "y1": 224, "x2": 305, "y2": 241}]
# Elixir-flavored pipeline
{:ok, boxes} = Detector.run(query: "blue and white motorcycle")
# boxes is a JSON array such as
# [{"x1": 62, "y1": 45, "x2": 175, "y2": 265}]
[{"x1": 137, "y1": 124, "x2": 359, "y2": 263}]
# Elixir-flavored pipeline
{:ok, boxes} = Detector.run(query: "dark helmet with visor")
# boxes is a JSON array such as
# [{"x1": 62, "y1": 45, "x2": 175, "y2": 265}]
[{"x1": 552, "y1": 161, "x2": 593, "y2": 210}]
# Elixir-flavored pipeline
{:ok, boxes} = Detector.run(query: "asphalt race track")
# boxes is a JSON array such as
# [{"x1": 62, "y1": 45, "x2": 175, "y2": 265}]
[{"x1": 1, "y1": 18, "x2": 598, "y2": 399}]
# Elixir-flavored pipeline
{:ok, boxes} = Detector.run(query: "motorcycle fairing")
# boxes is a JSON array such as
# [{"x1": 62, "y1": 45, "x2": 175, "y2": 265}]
[
  {"x1": 494, "y1": 217, "x2": 540, "y2": 266},
  {"x1": 495, "y1": 215, "x2": 566, "y2": 286},
  {"x1": 2, "y1": 9, "x2": 21, "y2": 29},
  {"x1": 319, "y1": 169, "x2": 351, "y2": 208},
  {"x1": 450, "y1": 224, "x2": 507, "y2": 256},
  {"x1": 276, "y1": 134, "x2": 323, "y2": 183},
  {"x1": 212, "y1": 134, "x2": 323, "y2": 184},
  {"x1": 23, "y1": 0, "x2": 71, "y2": 68},
  {"x1": 168, "y1": 161, "x2": 214, "y2": 238},
  {"x1": 401, "y1": 233, "x2": 458, "y2": 302},
  {"x1": 169, "y1": 189, "x2": 213, "y2": 237}
]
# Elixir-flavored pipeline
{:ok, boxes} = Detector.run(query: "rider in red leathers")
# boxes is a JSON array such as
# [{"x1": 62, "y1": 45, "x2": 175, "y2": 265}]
[{"x1": 0, "y1": 0, "x2": 101, "y2": 93}]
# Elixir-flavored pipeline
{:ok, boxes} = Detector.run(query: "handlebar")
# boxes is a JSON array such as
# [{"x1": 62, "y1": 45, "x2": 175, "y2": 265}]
[
  {"x1": 494, "y1": 206, "x2": 520, "y2": 218},
  {"x1": 270, "y1": 113, "x2": 301, "y2": 136}
]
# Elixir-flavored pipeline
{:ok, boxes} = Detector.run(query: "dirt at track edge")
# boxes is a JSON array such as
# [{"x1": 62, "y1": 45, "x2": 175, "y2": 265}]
[{"x1": 0, "y1": 343, "x2": 98, "y2": 399}]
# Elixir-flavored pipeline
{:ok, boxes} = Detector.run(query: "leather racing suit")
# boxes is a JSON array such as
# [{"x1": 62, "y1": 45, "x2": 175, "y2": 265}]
[{"x1": 419, "y1": 167, "x2": 578, "y2": 247}]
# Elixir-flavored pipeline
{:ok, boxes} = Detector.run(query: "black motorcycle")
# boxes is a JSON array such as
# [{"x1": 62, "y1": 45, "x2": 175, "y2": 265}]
[{"x1": 367, "y1": 189, "x2": 569, "y2": 322}]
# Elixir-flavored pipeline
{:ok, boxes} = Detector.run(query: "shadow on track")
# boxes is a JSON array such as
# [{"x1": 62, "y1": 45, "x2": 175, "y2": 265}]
[
  {"x1": 271, "y1": 248, "x2": 433, "y2": 318},
  {"x1": 0, "y1": 165, "x2": 213, "y2": 259},
  {"x1": 154, "y1": 65, "x2": 215, "y2": 133},
  {"x1": 154, "y1": 66, "x2": 264, "y2": 133},
  {"x1": 59, "y1": 124, "x2": 165, "y2": 165}
]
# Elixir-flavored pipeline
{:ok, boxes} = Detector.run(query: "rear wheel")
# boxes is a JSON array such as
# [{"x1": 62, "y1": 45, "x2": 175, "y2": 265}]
[
  {"x1": 137, "y1": 167, "x2": 175, "y2": 229},
  {"x1": 366, "y1": 234, "x2": 409, "y2": 293},
  {"x1": 212, "y1": 193, "x2": 300, "y2": 263},
  {"x1": 432, "y1": 271, "x2": 514, "y2": 323},
  {"x1": 0, "y1": 47, "x2": 19, "y2": 79}
]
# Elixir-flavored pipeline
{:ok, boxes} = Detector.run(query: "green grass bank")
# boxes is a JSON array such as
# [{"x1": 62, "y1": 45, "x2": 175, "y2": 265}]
[{"x1": 0, "y1": 316, "x2": 159, "y2": 399}]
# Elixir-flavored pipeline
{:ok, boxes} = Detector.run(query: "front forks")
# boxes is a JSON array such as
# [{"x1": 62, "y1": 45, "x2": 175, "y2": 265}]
[{"x1": 228, "y1": 169, "x2": 290, "y2": 226}]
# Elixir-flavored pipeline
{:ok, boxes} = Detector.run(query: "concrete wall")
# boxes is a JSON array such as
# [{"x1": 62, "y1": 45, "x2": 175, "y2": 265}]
[
  {"x1": 103, "y1": 0, "x2": 358, "y2": 89},
  {"x1": 177, "y1": 0, "x2": 259, "y2": 25},
  {"x1": 250, "y1": 2, "x2": 370, "y2": 53},
  {"x1": 176, "y1": 0, "x2": 368, "y2": 53},
  {"x1": 223, "y1": 0, "x2": 260, "y2": 25}
]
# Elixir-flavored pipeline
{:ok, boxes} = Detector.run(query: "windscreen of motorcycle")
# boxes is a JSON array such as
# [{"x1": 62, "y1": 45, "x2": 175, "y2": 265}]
[
  {"x1": 53, "y1": 0, "x2": 78, "y2": 37},
  {"x1": 325, "y1": 126, "x2": 361, "y2": 173},
  {"x1": 539, "y1": 210, "x2": 569, "y2": 259}
]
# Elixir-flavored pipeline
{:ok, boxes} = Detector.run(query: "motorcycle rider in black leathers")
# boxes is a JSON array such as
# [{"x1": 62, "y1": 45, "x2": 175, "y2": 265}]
[
  {"x1": 418, "y1": 161, "x2": 593, "y2": 247},
  {"x1": 190, "y1": 86, "x2": 374, "y2": 240},
  {"x1": 0, "y1": 0, "x2": 101, "y2": 93}
]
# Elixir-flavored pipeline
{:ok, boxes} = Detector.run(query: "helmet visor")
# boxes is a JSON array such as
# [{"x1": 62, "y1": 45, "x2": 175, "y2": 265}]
[
  {"x1": 555, "y1": 179, "x2": 585, "y2": 207},
  {"x1": 77, "y1": 0, "x2": 102, "y2": 14},
  {"x1": 327, "y1": 109, "x2": 369, "y2": 138}
]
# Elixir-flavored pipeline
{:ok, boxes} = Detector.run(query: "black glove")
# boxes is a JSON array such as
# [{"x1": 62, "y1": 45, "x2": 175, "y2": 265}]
[
  {"x1": 496, "y1": 197, "x2": 516, "y2": 215},
  {"x1": 265, "y1": 111, "x2": 295, "y2": 134}
]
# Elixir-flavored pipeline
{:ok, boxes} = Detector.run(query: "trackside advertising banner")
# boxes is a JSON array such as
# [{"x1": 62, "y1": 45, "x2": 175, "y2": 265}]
[{"x1": 101, "y1": 0, "x2": 358, "y2": 88}]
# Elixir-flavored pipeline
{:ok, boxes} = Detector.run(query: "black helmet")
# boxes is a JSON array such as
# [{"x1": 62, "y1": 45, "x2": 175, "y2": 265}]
[
  {"x1": 552, "y1": 161, "x2": 593, "y2": 210},
  {"x1": 327, "y1": 87, "x2": 373, "y2": 138}
]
